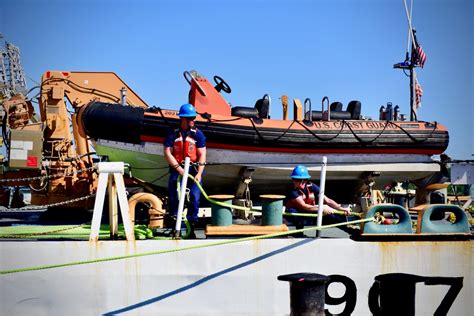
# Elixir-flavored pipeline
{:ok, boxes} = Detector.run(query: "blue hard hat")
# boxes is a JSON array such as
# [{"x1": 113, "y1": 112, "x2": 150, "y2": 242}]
[
  {"x1": 291, "y1": 165, "x2": 311, "y2": 179},
  {"x1": 178, "y1": 103, "x2": 197, "y2": 117}
]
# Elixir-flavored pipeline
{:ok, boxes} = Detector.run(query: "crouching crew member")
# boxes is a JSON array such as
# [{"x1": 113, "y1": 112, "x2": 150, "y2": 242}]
[
  {"x1": 285, "y1": 165, "x2": 356, "y2": 236},
  {"x1": 164, "y1": 103, "x2": 206, "y2": 238}
]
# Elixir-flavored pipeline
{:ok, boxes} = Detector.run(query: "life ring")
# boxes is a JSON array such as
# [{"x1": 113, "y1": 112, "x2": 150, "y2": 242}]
[{"x1": 128, "y1": 193, "x2": 164, "y2": 228}]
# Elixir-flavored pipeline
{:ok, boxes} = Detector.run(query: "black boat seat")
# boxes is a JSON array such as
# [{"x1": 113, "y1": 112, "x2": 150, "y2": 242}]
[
  {"x1": 254, "y1": 97, "x2": 270, "y2": 119},
  {"x1": 231, "y1": 106, "x2": 259, "y2": 118},
  {"x1": 305, "y1": 111, "x2": 323, "y2": 121},
  {"x1": 305, "y1": 110, "x2": 351, "y2": 121},
  {"x1": 330, "y1": 102, "x2": 343, "y2": 111},
  {"x1": 330, "y1": 101, "x2": 351, "y2": 119},
  {"x1": 347, "y1": 100, "x2": 362, "y2": 119},
  {"x1": 231, "y1": 96, "x2": 270, "y2": 119},
  {"x1": 330, "y1": 111, "x2": 352, "y2": 120},
  {"x1": 304, "y1": 99, "x2": 362, "y2": 121}
]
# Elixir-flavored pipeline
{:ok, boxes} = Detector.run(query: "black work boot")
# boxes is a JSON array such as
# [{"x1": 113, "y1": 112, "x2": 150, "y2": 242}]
[
  {"x1": 162, "y1": 214, "x2": 178, "y2": 238},
  {"x1": 164, "y1": 214, "x2": 177, "y2": 229}
]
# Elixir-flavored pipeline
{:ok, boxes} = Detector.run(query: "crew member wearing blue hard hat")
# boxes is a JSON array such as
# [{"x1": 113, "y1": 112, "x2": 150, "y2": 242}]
[
  {"x1": 285, "y1": 165, "x2": 355, "y2": 237},
  {"x1": 164, "y1": 103, "x2": 206, "y2": 238}
]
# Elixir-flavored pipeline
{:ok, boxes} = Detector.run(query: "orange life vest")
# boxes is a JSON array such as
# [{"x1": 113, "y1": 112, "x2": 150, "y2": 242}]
[
  {"x1": 302, "y1": 184, "x2": 317, "y2": 205},
  {"x1": 172, "y1": 128, "x2": 198, "y2": 163},
  {"x1": 286, "y1": 183, "x2": 317, "y2": 209}
]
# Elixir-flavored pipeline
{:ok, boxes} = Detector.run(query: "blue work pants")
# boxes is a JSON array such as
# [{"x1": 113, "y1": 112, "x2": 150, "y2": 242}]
[{"x1": 168, "y1": 167, "x2": 201, "y2": 224}]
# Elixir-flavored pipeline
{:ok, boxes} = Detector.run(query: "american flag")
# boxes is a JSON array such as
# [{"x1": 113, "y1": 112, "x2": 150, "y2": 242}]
[
  {"x1": 415, "y1": 78, "x2": 423, "y2": 108},
  {"x1": 415, "y1": 45, "x2": 427, "y2": 68}
]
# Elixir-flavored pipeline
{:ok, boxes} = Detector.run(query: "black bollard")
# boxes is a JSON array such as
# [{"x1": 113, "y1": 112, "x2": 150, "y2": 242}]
[{"x1": 278, "y1": 273, "x2": 330, "y2": 316}]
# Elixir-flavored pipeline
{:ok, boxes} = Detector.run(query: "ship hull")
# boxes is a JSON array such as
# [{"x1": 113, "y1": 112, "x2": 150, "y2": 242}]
[{"x1": 1, "y1": 239, "x2": 471, "y2": 315}]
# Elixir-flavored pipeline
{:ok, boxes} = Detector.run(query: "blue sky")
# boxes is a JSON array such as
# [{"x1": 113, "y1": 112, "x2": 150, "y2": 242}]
[{"x1": 2, "y1": 0, "x2": 472, "y2": 159}]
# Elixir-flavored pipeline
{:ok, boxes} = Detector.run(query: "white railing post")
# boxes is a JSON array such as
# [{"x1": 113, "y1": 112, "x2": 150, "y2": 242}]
[
  {"x1": 316, "y1": 156, "x2": 327, "y2": 238},
  {"x1": 175, "y1": 157, "x2": 191, "y2": 236}
]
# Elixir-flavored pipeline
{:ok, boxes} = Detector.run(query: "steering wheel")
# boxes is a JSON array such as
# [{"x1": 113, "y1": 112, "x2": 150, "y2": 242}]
[{"x1": 213, "y1": 75, "x2": 232, "y2": 94}]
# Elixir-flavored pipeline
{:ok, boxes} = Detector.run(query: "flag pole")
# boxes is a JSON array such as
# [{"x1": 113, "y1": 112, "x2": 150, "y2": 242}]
[
  {"x1": 409, "y1": 37, "x2": 416, "y2": 121},
  {"x1": 409, "y1": 65, "x2": 416, "y2": 121},
  {"x1": 402, "y1": 0, "x2": 417, "y2": 121}
]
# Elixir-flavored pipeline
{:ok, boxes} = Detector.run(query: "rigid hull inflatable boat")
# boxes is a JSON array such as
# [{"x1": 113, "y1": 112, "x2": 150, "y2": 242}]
[{"x1": 78, "y1": 71, "x2": 449, "y2": 196}]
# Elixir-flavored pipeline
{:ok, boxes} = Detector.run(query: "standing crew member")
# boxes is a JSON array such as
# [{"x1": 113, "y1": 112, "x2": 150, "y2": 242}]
[
  {"x1": 285, "y1": 165, "x2": 356, "y2": 236},
  {"x1": 164, "y1": 103, "x2": 206, "y2": 238}
]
